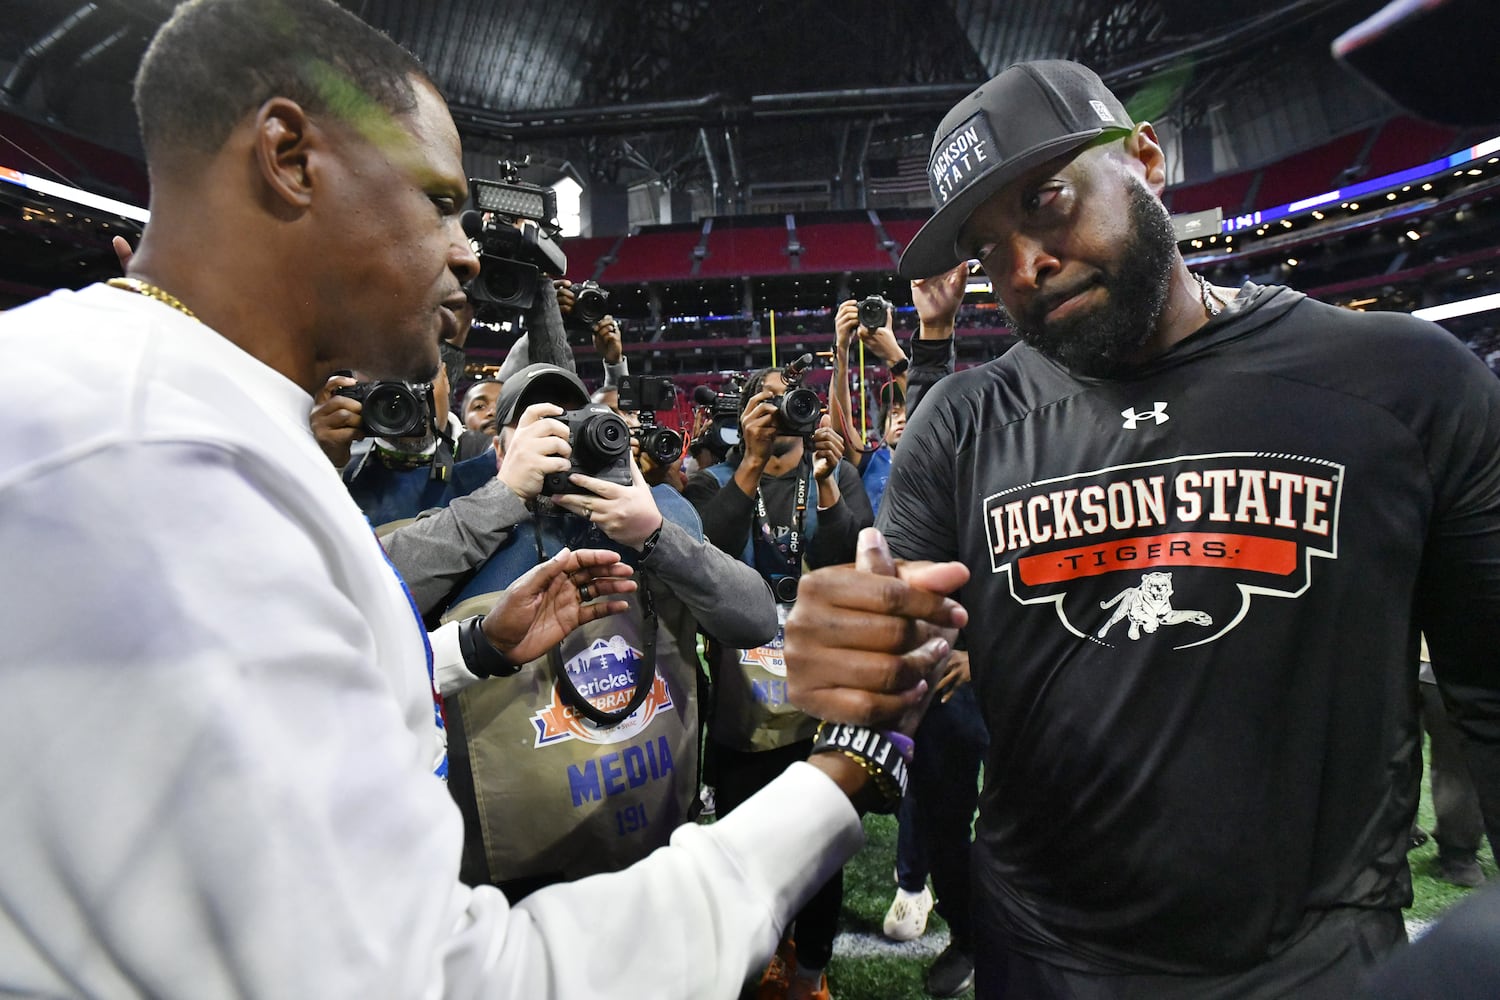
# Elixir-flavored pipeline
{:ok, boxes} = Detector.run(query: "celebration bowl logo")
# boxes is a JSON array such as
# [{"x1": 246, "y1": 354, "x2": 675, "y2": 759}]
[
  {"x1": 983, "y1": 451, "x2": 1345, "y2": 648},
  {"x1": 531, "y1": 635, "x2": 674, "y2": 747},
  {"x1": 739, "y1": 627, "x2": 787, "y2": 677}
]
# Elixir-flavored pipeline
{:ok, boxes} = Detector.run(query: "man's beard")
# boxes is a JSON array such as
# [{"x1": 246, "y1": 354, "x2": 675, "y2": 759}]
[
  {"x1": 1004, "y1": 182, "x2": 1177, "y2": 378},
  {"x1": 771, "y1": 436, "x2": 799, "y2": 459}
]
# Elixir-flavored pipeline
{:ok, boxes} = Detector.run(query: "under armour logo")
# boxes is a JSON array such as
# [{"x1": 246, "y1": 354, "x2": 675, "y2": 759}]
[{"x1": 1121, "y1": 402, "x2": 1169, "y2": 429}]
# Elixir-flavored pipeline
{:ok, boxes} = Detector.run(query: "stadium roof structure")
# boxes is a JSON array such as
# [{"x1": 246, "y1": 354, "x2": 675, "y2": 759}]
[{"x1": 0, "y1": 0, "x2": 1402, "y2": 203}]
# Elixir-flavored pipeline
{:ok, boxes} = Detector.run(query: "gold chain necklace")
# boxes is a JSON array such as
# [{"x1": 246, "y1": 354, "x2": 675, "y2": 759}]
[{"x1": 106, "y1": 277, "x2": 199, "y2": 322}]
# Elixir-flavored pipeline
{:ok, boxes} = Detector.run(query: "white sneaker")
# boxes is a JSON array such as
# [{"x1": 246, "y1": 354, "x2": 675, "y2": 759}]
[{"x1": 882, "y1": 885, "x2": 933, "y2": 941}]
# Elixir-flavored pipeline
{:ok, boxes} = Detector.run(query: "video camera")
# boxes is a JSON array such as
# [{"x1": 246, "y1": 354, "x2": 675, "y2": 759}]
[
  {"x1": 334, "y1": 378, "x2": 435, "y2": 439},
  {"x1": 692, "y1": 374, "x2": 748, "y2": 425},
  {"x1": 462, "y1": 157, "x2": 568, "y2": 314},
  {"x1": 619, "y1": 375, "x2": 684, "y2": 466},
  {"x1": 541, "y1": 404, "x2": 634, "y2": 497}
]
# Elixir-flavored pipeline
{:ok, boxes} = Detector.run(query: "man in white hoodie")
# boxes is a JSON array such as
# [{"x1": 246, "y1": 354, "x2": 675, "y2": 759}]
[{"x1": 0, "y1": 1, "x2": 965, "y2": 997}]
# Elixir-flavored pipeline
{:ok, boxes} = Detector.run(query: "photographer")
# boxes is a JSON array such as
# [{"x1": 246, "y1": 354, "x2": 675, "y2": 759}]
[
  {"x1": 682, "y1": 366, "x2": 873, "y2": 1000},
  {"x1": 422, "y1": 363, "x2": 777, "y2": 899},
  {"x1": 309, "y1": 365, "x2": 499, "y2": 533},
  {"x1": 830, "y1": 265, "x2": 968, "y2": 519},
  {"x1": 493, "y1": 278, "x2": 626, "y2": 389},
  {"x1": 830, "y1": 297, "x2": 907, "y2": 518}
]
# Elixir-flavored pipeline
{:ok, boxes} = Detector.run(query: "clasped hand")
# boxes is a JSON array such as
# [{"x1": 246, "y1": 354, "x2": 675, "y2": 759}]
[{"x1": 784, "y1": 528, "x2": 969, "y2": 737}]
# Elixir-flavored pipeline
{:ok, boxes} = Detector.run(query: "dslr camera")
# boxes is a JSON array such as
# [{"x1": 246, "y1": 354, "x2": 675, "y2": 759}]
[
  {"x1": 334, "y1": 379, "x2": 434, "y2": 439},
  {"x1": 766, "y1": 353, "x2": 823, "y2": 437},
  {"x1": 463, "y1": 158, "x2": 568, "y2": 314},
  {"x1": 541, "y1": 404, "x2": 634, "y2": 497},
  {"x1": 571, "y1": 279, "x2": 612, "y2": 327},
  {"x1": 857, "y1": 295, "x2": 892, "y2": 331},
  {"x1": 619, "y1": 374, "x2": 684, "y2": 466}
]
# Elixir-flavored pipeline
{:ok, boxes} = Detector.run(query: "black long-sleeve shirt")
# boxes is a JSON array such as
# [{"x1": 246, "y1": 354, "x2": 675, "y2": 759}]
[{"x1": 880, "y1": 283, "x2": 1500, "y2": 975}]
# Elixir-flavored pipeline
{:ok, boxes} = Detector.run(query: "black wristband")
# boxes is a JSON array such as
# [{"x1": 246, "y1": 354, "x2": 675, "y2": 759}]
[
  {"x1": 810, "y1": 721, "x2": 910, "y2": 813},
  {"x1": 457, "y1": 615, "x2": 523, "y2": 678},
  {"x1": 637, "y1": 523, "x2": 663, "y2": 561},
  {"x1": 888, "y1": 357, "x2": 909, "y2": 377}
]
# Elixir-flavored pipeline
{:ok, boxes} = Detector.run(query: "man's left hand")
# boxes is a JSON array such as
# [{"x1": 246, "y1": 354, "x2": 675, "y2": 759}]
[
  {"x1": 480, "y1": 547, "x2": 637, "y2": 663},
  {"x1": 553, "y1": 458, "x2": 665, "y2": 550}
]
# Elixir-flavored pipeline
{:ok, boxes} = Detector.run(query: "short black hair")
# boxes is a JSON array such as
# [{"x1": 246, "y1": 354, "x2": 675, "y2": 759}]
[{"x1": 134, "y1": 0, "x2": 430, "y2": 161}]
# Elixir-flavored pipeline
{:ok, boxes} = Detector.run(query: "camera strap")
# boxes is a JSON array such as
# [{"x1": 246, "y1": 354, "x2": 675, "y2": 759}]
[
  {"x1": 532, "y1": 517, "x2": 659, "y2": 728},
  {"x1": 752, "y1": 460, "x2": 808, "y2": 582}
]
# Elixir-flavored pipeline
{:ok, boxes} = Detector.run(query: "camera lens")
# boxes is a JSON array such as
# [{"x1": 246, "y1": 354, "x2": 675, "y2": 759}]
[
  {"x1": 575, "y1": 411, "x2": 631, "y2": 464},
  {"x1": 483, "y1": 268, "x2": 522, "y2": 302},
  {"x1": 857, "y1": 296, "x2": 887, "y2": 330},
  {"x1": 642, "y1": 426, "x2": 684, "y2": 465},
  {"x1": 777, "y1": 387, "x2": 822, "y2": 436},
  {"x1": 364, "y1": 382, "x2": 422, "y2": 438},
  {"x1": 772, "y1": 576, "x2": 799, "y2": 603},
  {"x1": 575, "y1": 289, "x2": 607, "y2": 326}
]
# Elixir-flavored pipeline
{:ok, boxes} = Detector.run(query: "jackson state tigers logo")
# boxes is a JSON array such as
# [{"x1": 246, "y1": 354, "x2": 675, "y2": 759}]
[{"x1": 1097, "y1": 571, "x2": 1213, "y2": 641}]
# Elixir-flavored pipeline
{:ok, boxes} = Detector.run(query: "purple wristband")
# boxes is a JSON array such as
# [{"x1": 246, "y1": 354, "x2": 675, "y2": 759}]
[{"x1": 883, "y1": 730, "x2": 915, "y2": 764}]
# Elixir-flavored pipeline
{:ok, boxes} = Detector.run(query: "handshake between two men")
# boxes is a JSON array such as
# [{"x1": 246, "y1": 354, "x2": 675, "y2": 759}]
[
  {"x1": 533, "y1": 526, "x2": 969, "y2": 806},
  {"x1": 783, "y1": 528, "x2": 970, "y2": 780}
]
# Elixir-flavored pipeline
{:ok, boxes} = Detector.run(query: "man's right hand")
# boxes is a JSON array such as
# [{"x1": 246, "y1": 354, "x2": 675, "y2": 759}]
[
  {"x1": 497, "y1": 402, "x2": 572, "y2": 501},
  {"x1": 738, "y1": 388, "x2": 780, "y2": 466},
  {"x1": 784, "y1": 528, "x2": 969, "y2": 735},
  {"x1": 911, "y1": 262, "x2": 968, "y2": 338},
  {"x1": 554, "y1": 279, "x2": 575, "y2": 317},
  {"x1": 834, "y1": 299, "x2": 860, "y2": 354},
  {"x1": 309, "y1": 374, "x2": 363, "y2": 468}
]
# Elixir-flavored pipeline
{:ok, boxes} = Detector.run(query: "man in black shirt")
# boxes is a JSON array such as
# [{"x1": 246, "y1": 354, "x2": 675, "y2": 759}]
[{"x1": 784, "y1": 59, "x2": 1500, "y2": 998}]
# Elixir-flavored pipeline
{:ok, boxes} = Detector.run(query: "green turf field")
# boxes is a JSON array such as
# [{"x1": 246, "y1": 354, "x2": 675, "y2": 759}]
[{"x1": 814, "y1": 737, "x2": 1495, "y2": 1000}]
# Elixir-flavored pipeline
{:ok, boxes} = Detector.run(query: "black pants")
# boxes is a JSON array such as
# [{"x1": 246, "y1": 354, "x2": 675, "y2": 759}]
[
  {"x1": 1419, "y1": 679, "x2": 1485, "y2": 856},
  {"x1": 712, "y1": 738, "x2": 844, "y2": 970},
  {"x1": 973, "y1": 900, "x2": 1405, "y2": 1000},
  {"x1": 896, "y1": 683, "x2": 988, "y2": 946}
]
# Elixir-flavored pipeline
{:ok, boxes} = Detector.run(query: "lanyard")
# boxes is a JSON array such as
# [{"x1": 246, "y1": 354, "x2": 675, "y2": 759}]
[
  {"x1": 531, "y1": 511, "x2": 659, "y2": 727},
  {"x1": 752, "y1": 462, "x2": 808, "y2": 580}
]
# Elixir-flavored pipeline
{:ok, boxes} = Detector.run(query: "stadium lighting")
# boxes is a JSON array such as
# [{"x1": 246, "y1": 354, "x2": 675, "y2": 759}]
[
  {"x1": 1405, "y1": 230, "x2": 1422, "y2": 241},
  {"x1": 0, "y1": 165, "x2": 148, "y2": 223},
  {"x1": 1413, "y1": 293, "x2": 1500, "y2": 322}
]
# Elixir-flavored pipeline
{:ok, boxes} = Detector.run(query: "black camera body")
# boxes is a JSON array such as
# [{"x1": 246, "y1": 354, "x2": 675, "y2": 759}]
[
  {"x1": 619, "y1": 375, "x2": 684, "y2": 466},
  {"x1": 770, "y1": 354, "x2": 823, "y2": 437},
  {"x1": 571, "y1": 280, "x2": 611, "y2": 326},
  {"x1": 857, "y1": 295, "x2": 892, "y2": 330},
  {"x1": 541, "y1": 404, "x2": 634, "y2": 496},
  {"x1": 334, "y1": 380, "x2": 434, "y2": 439},
  {"x1": 463, "y1": 165, "x2": 568, "y2": 314},
  {"x1": 619, "y1": 374, "x2": 674, "y2": 412}
]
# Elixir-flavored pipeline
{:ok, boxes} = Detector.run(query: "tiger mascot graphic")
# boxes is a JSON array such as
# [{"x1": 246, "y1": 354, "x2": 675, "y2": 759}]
[{"x1": 1097, "y1": 571, "x2": 1213, "y2": 641}]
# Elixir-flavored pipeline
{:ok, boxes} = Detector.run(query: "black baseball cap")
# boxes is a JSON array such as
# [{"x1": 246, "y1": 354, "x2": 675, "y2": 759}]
[
  {"x1": 492, "y1": 363, "x2": 590, "y2": 427},
  {"x1": 899, "y1": 60, "x2": 1134, "y2": 280}
]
